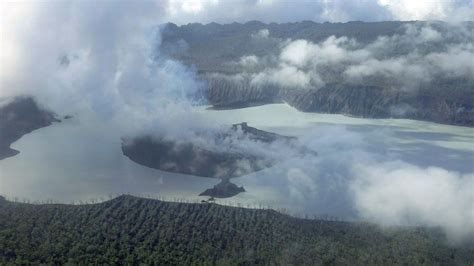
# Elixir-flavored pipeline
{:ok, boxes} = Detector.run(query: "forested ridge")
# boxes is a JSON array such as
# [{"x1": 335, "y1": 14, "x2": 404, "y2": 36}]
[{"x1": 1, "y1": 195, "x2": 472, "y2": 265}]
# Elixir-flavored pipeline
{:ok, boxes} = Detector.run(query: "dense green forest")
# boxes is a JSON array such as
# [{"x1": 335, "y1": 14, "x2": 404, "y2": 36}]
[{"x1": 0, "y1": 195, "x2": 472, "y2": 265}]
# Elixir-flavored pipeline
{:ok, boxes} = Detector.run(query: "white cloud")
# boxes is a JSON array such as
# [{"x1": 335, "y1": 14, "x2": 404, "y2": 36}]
[
  {"x1": 351, "y1": 162, "x2": 474, "y2": 242},
  {"x1": 427, "y1": 44, "x2": 474, "y2": 77},
  {"x1": 420, "y1": 26, "x2": 442, "y2": 42},
  {"x1": 378, "y1": 0, "x2": 449, "y2": 20},
  {"x1": 181, "y1": 0, "x2": 205, "y2": 13},
  {"x1": 162, "y1": 0, "x2": 474, "y2": 24},
  {"x1": 343, "y1": 57, "x2": 431, "y2": 86},
  {"x1": 378, "y1": 0, "x2": 474, "y2": 21},
  {"x1": 0, "y1": 0, "x2": 209, "y2": 138},
  {"x1": 251, "y1": 63, "x2": 312, "y2": 88},
  {"x1": 280, "y1": 37, "x2": 360, "y2": 68},
  {"x1": 280, "y1": 40, "x2": 317, "y2": 67},
  {"x1": 287, "y1": 168, "x2": 318, "y2": 201},
  {"x1": 252, "y1": 28, "x2": 270, "y2": 39},
  {"x1": 217, "y1": 22, "x2": 473, "y2": 90},
  {"x1": 239, "y1": 55, "x2": 259, "y2": 68}
]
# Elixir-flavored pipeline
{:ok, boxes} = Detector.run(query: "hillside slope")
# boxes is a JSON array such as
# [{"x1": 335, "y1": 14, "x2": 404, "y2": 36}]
[{"x1": 1, "y1": 195, "x2": 472, "y2": 264}]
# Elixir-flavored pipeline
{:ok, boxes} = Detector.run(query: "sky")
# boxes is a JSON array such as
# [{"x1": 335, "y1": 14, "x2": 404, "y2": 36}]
[
  {"x1": 2, "y1": 0, "x2": 473, "y2": 104},
  {"x1": 163, "y1": 0, "x2": 474, "y2": 24}
]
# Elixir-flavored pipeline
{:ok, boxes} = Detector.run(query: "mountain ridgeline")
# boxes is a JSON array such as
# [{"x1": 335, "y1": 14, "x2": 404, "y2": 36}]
[
  {"x1": 1, "y1": 195, "x2": 473, "y2": 264},
  {"x1": 161, "y1": 21, "x2": 474, "y2": 126}
]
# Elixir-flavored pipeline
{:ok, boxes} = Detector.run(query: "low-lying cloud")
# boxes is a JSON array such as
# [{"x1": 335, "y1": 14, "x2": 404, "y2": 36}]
[
  {"x1": 351, "y1": 162, "x2": 474, "y2": 242},
  {"x1": 210, "y1": 23, "x2": 474, "y2": 91},
  {"x1": 0, "y1": 1, "x2": 210, "y2": 138},
  {"x1": 253, "y1": 123, "x2": 474, "y2": 243}
]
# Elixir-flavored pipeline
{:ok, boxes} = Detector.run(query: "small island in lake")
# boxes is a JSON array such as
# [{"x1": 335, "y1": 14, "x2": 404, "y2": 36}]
[
  {"x1": 122, "y1": 122, "x2": 316, "y2": 198},
  {"x1": 199, "y1": 179, "x2": 246, "y2": 198},
  {"x1": 121, "y1": 122, "x2": 297, "y2": 178}
]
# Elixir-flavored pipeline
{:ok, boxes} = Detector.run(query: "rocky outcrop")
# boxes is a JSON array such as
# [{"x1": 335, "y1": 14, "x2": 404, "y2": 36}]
[
  {"x1": 0, "y1": 97, "x2": 59, "y2": 160},
  {"x1": 206, "y1": 78, "x2": 281, "y2": 109},
  {"x1": 282, "y1": 85, "x2": 474, "y2": 126},
  {"x1": 230, "y1": 122, "x2": 294, "y2": 143},
  {"x1": 282, "y1": 85, "x2": 395, "y2": 118}
]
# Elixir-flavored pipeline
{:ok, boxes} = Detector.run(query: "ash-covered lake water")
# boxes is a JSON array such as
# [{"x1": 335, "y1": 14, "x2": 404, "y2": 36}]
[{"x1": 1, "y1": 104, "x2": 473, "y2": 225}]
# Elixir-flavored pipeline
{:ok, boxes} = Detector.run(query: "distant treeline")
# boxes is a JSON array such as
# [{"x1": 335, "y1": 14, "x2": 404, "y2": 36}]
[{"x1": 0, "y1": 195, "x2": 472, "y2": 265}]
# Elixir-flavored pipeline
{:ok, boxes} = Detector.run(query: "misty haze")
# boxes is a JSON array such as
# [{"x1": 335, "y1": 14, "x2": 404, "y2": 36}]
[{"x1": 0, "y1": 0, "x2": 473, "y2": 264}]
